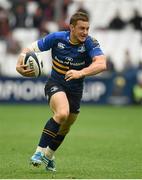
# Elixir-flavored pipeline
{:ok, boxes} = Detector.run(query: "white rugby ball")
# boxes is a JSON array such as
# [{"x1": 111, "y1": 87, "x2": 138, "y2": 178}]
[{"x1": 24, "y1": 52, "x2": 43, "y2": 77}]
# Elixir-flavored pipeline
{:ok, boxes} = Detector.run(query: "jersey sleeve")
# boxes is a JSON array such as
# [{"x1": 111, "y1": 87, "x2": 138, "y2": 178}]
[
  {"x1": 86, "y1": 36, "x2": 104, "y2": 58},
  {"x1": 37, "y1": 33, "x2": 55, "y2": 51}
]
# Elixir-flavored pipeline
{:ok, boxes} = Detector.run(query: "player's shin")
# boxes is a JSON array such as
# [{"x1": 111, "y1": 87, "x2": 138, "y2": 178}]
[
  {"x1": 49, "y1": 134, "x2": 65, "y2": 151},
  {"x1": 38, "y1": 118, "x2": 61, "y2": 148}
]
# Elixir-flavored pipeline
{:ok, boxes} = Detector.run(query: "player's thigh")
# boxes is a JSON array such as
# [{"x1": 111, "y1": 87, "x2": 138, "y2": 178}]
[
  {"x1": 44, "y1": 80, "x2": 70, "y2": 122},
  {"x1": 44, "y1": 79, "x2": 70, "y2": 114},
  {"x1": 50, "y1": 91, "x2": 70, "y2": 116},
  {"x1": 58, "y1": 113, "x2": 78, "y2": 135}
]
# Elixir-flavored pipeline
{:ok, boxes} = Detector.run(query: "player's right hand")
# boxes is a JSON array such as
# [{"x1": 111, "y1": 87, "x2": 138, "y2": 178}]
[
  {"x1": 16, "y1": 64, "x2": 35, "y2": 77},
  {"x1": 16, "y1": 54, "x2": 35, "y2": 77}
]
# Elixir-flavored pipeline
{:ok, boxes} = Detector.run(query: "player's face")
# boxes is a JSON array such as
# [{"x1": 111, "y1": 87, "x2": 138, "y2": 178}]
[{"x1": 70, "y1": 20, "x2": 89, "y2": 43}]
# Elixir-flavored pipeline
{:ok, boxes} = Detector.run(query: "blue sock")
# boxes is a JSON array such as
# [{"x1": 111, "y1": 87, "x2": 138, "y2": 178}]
[{"x1": 38, "y1": 118, "x2": 60, "y2": 148}]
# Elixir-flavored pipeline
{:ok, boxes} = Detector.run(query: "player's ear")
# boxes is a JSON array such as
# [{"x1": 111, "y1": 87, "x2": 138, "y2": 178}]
[{"x1": 69, "y1": 24, "x2": 75, "y2": 31}]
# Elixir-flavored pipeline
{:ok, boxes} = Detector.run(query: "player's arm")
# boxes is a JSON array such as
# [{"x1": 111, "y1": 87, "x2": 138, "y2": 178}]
[
  {"x1": 65, "y1": 55, "x2": 107, "y2": 81},
  {"x1": 80, "y1": 55, "x2": 107, "y2": 76}
]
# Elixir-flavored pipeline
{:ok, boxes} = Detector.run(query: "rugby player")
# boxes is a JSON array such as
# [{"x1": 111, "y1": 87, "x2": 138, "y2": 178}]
[{"x1": 16, "y1": 12, "x2": 107, "y2": 171}]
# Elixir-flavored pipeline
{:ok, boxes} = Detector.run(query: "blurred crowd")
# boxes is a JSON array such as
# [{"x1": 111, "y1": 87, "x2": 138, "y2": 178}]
[
  {"x1": 0, "y1": 0, "x2": 141, "y2": 47},
  {"x1": 0, "y1": 0, "x2": 73, "y2": 40},
  {"x1": 101, "y1": 9, "x2": 142, "y2": 31}
]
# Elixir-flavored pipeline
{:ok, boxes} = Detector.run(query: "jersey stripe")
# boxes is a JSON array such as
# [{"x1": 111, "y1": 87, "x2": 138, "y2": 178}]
[
  {"x1": 53, "y1": 60, "x2": 69, "y2": 69},
  {"x1": 52, "y1": 64, "x2": 67, "y2": 74}
]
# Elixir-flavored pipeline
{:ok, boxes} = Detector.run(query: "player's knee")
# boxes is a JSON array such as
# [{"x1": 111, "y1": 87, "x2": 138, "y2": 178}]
[{"x1": 54, "y1": 110, "x2": 69, "y2": 123}]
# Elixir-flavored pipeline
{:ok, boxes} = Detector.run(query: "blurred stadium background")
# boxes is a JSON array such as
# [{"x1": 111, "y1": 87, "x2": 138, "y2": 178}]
[
  {"x1": 0, "y1": 0, "x2": 142, "y2": 104},
  {"x1": 0, "y1": 0, "x2": 142, "y2": 179}
]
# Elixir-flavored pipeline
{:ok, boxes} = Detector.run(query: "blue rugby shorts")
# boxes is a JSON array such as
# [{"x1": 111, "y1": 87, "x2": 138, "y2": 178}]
[{"x1": 44, "y1": 79, "x2": 82, "y2": 114}]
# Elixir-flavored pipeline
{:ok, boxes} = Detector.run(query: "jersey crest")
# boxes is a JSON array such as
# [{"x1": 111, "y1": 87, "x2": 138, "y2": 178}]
[
  {"x1": 77, "y1": 44, "x2": 86, "y2": 53},
  {"x1": 57, "y1": 42, "x2": 66, "y2": 49}
]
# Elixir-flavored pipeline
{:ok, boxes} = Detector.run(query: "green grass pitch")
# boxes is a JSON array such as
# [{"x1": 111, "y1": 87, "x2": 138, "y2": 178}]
[{"x1": 0, "y1": 104, "x2": 142, "y2": 179}]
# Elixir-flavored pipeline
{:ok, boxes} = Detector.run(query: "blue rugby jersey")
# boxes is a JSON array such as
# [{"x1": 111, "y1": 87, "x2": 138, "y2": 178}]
[{"x1": 37, "y1": 31, "x2": 104, "y2": 92}]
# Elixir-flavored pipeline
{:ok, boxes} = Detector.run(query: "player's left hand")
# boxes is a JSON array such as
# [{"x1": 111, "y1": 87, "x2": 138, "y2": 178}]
[{"x1": 65, "y1": 70, "x2": 83, "y2": 81}]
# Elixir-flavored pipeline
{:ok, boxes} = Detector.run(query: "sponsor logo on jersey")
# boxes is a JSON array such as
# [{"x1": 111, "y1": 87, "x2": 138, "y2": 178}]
[
  {"x1": 77, "y1": 45, "x2": 86, "y2": 53},
  {"x1": 65, "y1": 57, "x2": 73, "y2": 62},
  {"x1": 57, "y1": 42, "x2": 65, "y2": 49}
]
